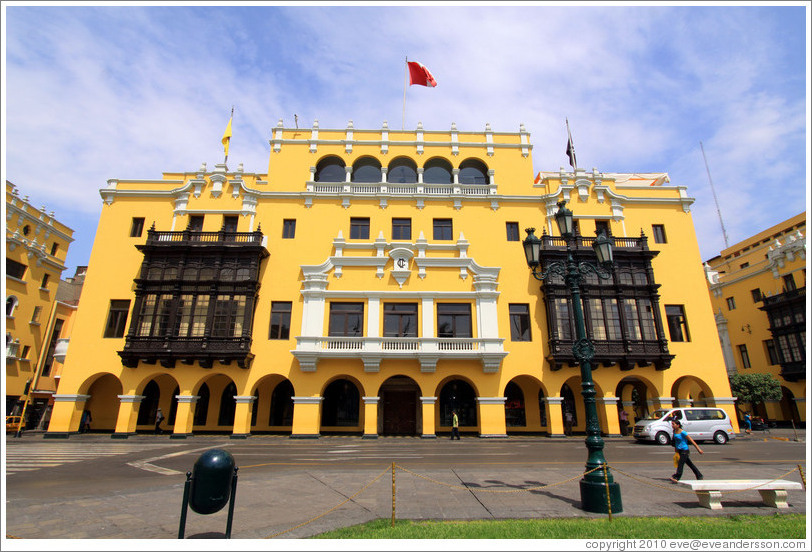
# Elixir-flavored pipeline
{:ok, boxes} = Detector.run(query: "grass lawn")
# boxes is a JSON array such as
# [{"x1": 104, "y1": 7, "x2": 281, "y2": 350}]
[{"x1": 313, "y1": 514, "x2": 806, "y2": 539}]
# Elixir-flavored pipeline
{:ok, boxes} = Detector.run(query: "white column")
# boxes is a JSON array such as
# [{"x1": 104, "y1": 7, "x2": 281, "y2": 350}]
[{"x1": 421, "y1": 297, "x2": 434, "y2": 337}]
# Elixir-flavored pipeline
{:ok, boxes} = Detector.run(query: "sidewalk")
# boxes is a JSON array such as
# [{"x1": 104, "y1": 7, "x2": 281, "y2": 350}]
[{"x1": 4, "y1": 429, "x2": 807, "y2": 540}]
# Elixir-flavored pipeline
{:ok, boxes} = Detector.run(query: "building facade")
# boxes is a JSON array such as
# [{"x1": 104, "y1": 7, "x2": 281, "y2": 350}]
[
  {"x1": 45, "y1": 121, "x2": 737, "y2": 439},
  {"x1": 705, "y1": 213, "x2": 806, "y2": 425},
  {"x1": 5, "y1": 181, "x2": 76, "y2": 429}
]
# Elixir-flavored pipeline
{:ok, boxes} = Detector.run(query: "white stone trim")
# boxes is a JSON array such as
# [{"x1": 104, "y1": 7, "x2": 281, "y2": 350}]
[
  {"x1": 53, "y1": 394, "x2": 91, "y2": 402},
  {"x1": 292, "y1": 396, "x2": 323, "y2": 404},
  {"x1": 476, "y1": 397, "x2": 507, "y2": 405},
  {"x1": 420, "y1": 396, "x2": 437, "y2": 405},
  {"x1": 712, "y1": 397, "x2": 738, "y2": 405},
  {"x1": 175, "y1": 395, "x2": 199, "y2": 404},
  {"x1": 234, "y1": 396, "x2": 256, "y2": 404},
  {"x1": 362, "y1": 396, "x2": 380, "y2": 405},
  {"x1": 117, "y1": 395, "x2": 145, "y2": 403}
]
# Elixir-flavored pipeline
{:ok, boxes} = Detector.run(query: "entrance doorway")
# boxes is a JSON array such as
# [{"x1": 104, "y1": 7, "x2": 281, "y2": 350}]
[{"x1": 380, "y1": 376, "x2": 420, "y2": 435}]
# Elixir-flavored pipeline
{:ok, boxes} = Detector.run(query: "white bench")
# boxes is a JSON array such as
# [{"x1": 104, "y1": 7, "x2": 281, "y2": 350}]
[{"x1": 678, "y1": 479, "x2": 803, "y2": 510}]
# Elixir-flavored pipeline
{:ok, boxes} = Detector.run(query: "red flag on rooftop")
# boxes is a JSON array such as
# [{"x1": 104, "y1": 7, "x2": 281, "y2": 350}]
[
  {"x1": 534, "y1": 172, "x2": 542, "y2": 184},
  {"x1": 407, "y1": 61, "x2": 437, "y2": 87}
]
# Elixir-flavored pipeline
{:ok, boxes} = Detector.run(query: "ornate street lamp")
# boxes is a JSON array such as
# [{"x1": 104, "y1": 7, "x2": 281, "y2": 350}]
[{"x1": 522, "y1": 200, "x2": 622, "y2": 514}]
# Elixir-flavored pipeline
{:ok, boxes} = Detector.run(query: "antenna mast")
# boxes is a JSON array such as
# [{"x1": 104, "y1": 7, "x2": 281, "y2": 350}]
[{"x1": 700, "y1": 141, "x2": 729, "y2": 249}]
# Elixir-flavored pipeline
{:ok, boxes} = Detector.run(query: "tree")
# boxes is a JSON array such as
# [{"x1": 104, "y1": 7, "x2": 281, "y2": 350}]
[{"x1": 729, "y1": 373, "x2": 782, "y2": 414}]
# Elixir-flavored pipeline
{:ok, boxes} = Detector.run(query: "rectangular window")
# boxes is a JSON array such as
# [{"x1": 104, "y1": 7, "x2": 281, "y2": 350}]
[
  {"x1": 175, "y1": 295, "x2": 209, "y2": 337},
  {"x1": 104, "y1": 300, "x2": 131, "y2": 338},
  {"x1": 7, "y1": 259, "x2": 27, "y2": 280},
  {"x1": 212, "y1": 295, "x2": 246, "y2": 338},
  {"x1": 554, "y1": 298, "x2": 573, "y2": 341},
  {"x1": 436, "y1": 303, "x2": 472, "y2": 338},
  {"x1": 740, "y1": 262, "x2": 750, "y2": 269},
  {"x1": 751, "y1": 288, "x2": 762, "y2": 303},
  {"x1": 665, "y1": 305, "x2": 690, "y2": 342},
  {"x1": 350, "y1": 218, "x2": 370, "y2": 239},
  {"x1": 383, "y1": 303, "x2": 418, "y2": 337},
  {"x1": 652, "y1": 224, "x2": 667, "y2": 244},
  {"x1": 188, "y1": 215, "x2": 205, "y2": 232},
  {"x1": 638, "y1": 298, "x2": 657, "y2": 340},
  {"x1": 282, "y1": 219, "x2": 296, "y2": 239},
  {"x1": 726, "y1": 297, "x2": 736, "y2": 310},
  {"x1": 595, "y1": 220, "x2": 611, "y2": 237},
  {"x1": 509, "y1": 304, "x2": 531, "y2": 341},
  {"x1": 433, "y1": 218, "x2": 453, "y2": 240},
  {"x1": 392, "y1": 218, "x2": 412, "y2": 240},
  {"x1": 738, "y1": 344, "x2": 751, "y2": 369},
  {"x1": 40, "y1": 274, "x2": 50, "y2": 290},
  {"x1": 623, "y1": 299, "x2": 642, "y2": 340},
  {"x1": 30, "y1": 306, "x2": 42, "y2": 324},
  {"x1": 50, "y1": 242, "x2": 59, "y2": 256},
  {"x1": 21, "y1": 345, "x2": 30, "y2": 360},
  {"x1": 222, "y1": 215, "x2": 238, "y2": 233},
  {"x1": 764, "y1": 340, "x2": 779, "y2": 365},
  {"x1": 130, "y1": 217, "x2": 145, "y2": 237},
  {"x1": 783, "y1": 274, "x2": 796, "y2": 291},
  {"x1": 329, "y1": 302, "x2": 364, "y2": 336},
  {"x1": 137, "y1": 294, "x2": 173, "y2": 337},
  {"x1": 269, "y1": 301, "x2": 292, "y2": 339},
  {"x1": 505, "y1": 222, "x2": 520, "y2": 242}
]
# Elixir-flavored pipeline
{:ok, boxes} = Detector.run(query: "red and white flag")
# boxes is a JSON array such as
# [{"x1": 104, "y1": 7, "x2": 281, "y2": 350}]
[{"x1": 407, "y1": 61, "x2": 437, "y2": 87}]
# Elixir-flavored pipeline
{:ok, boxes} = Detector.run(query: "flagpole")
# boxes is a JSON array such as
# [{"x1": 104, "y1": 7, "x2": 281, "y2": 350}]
[{"x1": 402, "y1": 57, "x2": 408, "y2": 131}]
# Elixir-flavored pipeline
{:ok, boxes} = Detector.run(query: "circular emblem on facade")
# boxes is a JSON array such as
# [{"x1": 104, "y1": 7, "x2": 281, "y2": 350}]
[{"x1": 572, "y1": 338, "x2": 595, "y2": 362}]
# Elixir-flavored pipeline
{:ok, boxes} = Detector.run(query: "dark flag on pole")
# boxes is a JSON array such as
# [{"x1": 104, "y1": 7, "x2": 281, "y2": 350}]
[{"x1": 565, "y1": 118, "x2": 577, "y2": 169}]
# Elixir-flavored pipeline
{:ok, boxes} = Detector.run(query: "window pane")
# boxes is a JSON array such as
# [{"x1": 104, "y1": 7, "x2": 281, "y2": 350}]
[
  {"x1": 506, "y1": 222, "x2": 519, "y2": 242},
  {"x1": 437, "y1": 303, "x2": 472, "y2": 338},
  {"x1": 392, "y1": 218, "x2": 412, "y2": 240},
  {"x1": 270, "y1": 301, "x2": 292, "y2": 339},
  {"x1": 383, "y1": 303, "x2": 417, "y2": 337},
  {"x1": 433, "y1": 219, "x2": 453, "y2": 240},
  {"x1": 509, "y1": 304, "x2": 531, "y2": 341},
  {"x1": 283, "y1": 219, "x2": 296, "y2": 239},
  {"x1": 329, "y1": 303, "x2": 364, "y2": 336},
  {"x1": 350, "y1": 218, "x2": 370, "y2": 239}
]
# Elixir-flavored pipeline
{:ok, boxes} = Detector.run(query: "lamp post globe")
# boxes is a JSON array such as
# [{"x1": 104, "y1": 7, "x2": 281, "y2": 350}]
[{"x1": 523, "y1": 201, "x2": 622, "y2": 514}]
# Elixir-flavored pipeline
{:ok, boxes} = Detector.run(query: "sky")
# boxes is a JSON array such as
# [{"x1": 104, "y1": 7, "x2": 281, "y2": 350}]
[{"x1": 2, "y1": 2, "x2": 809, "y2": 276}]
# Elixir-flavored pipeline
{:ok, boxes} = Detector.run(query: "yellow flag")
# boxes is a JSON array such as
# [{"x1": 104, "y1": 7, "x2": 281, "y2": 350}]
[{"x1": 222, "y1": 117, "x2": 233, "y2": 156}]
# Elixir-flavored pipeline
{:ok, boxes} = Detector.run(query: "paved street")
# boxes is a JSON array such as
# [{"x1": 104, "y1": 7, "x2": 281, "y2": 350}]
[{"x1": 3, "y1": 430, "x2": 807, "y2": 541}]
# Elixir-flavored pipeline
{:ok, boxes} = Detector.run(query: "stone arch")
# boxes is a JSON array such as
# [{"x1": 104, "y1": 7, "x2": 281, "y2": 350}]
[
  {"x1": 616, "y1": 376, "x2": 658, "y2": 423},
  {"x1": 81, "y1": 373, "x2": 123, "y2": 433},
  {"x1": 314, "y1": 155, "x2": 346, "y2": 182},
  {"x1": 320, "y1": 376, "x2": 363, "y2": 433},
  {"x1": 670, "y1": 376, "x2": 714, "y2": 408},
  {"x1": 780, "y1": 386, "x2": 801, "y2": 425},
  {"x1": 386, "y1": 156, "x2": 418, "y2": 183},
  {"x1": 190, "y1": 373, "x2": 237, "y2": 433},
  {"x1": 131, "y1": 373, "x2": 180, "y2": 432},
  {"x1": 436, "y1": 376, "x2": 479, "y2": 429},
  {"x1": 458, "y1": 157, "x2": 489, "y2": 185},
  {"x1": 502, "y1": 375, "x2": 547, "y2": 433},
  {"x1": 378, "y1": 375, "x2": 421, "y2": 436},
  {"x1": 250, "y1": 374, "x2": 294, "y2": 433},
  {"x1": 351, "y1": 156, "x2": 382, "y2": 183},
  {"x1": 423, "y1": 157, "x2": 453, "y2": 184}
]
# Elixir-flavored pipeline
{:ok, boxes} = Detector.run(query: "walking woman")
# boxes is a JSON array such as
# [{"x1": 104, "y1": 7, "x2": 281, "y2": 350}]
[{"x1": 670, "y1": 419, "x2": 704, "y2": 483}]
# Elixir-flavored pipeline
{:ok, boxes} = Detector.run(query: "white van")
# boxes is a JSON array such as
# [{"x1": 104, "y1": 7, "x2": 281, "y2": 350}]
[{"x1": 632, "y1": 407, "x2": 736, "y2": 445}]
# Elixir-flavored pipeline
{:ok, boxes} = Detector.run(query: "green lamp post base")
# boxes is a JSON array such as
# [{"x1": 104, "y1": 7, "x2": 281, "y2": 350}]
[{"x1": 580, "y1": 479, "x2": 623, "y2": 513}]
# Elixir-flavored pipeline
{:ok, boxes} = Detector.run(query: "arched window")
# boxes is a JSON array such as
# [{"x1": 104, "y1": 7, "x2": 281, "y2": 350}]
[
  {"x1": 459, "y1": 158, "x2": 489, "y2": 185},
  {"x1": 6, "y1": 296, "x2": 19, "y2": 317},
  {"x1": 194, "y1": 383, "x2": 210, "y2": 426},
  {"x1": 137, "y1": 381, "x2": 160, "y2": 425},
  {"x1": 315, "y1": 156, "x2": 346, "y2": 182},
  {"x1": 321, "y1": 379, "x2": 360, "y2": 427},
  {"x1": 387, "y1": 157, "x2": 417, "y2": 183},
  {"x1": 439, "y1": 379, "x2": 477, "y2": 427},
  {"x1": 504, "y1": 381, "x2": 526, "y2": 427},
  {"x1": 423, "y1": 158, "x2": 453, "y2": 184},
  {"x1": 218, "y1": 382, "x2": 237, "y2": 426},
  {"x1": 352, "y1": 157, "x2": 382, "y2": 183},
  {"x1": 270, "y1": 380, "x2": 294, "y2": 426}
]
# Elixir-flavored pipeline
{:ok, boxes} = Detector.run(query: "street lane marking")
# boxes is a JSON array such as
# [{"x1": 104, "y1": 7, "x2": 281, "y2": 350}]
[{"x1": 126, "y1": 443, "x2": 233, "y2": 475}]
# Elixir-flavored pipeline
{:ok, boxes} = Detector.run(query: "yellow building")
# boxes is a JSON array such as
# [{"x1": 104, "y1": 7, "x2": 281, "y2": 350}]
[
  {"x1": 704, "y1": 213, "x2": 806, "y2": 425},
  {"x1": 45, "y1": 121, "x2": 737, "y2": 439},
  {"x1": 5, "y1": 181, "x2": 76, "y2": 429}
]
